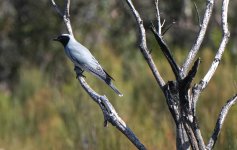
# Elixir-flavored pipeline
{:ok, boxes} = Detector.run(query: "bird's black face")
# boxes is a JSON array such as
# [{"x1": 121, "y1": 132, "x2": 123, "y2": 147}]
[{"x1": 53, "y1": 35, "x2": 70, "y2": 47}]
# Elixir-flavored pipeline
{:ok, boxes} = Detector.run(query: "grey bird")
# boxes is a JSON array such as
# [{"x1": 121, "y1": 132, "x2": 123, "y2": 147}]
[{"x1": 53, "y1": 34, "x2": 123, "y2": 97}]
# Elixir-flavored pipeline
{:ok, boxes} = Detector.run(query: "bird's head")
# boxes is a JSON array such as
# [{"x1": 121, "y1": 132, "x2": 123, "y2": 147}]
[{"x1": 53, "y1": 34, "x2": 71, "y2": 47}]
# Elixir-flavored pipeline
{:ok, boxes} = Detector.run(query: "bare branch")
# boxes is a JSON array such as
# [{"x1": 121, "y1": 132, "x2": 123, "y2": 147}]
[
  {"x1": 154, "y1": 0, "x2": 162, "y2": 35},
  {"x1": 194, "y1": 127, "x2": 206, "y2": 150},
  {"x1": 197, "y1": 0, "x2": 230, "y2": 91},
  {"x1": 51, "y1": 1, "x2": 146, "y2": 149},
  {"x1": 51, "y1": 0, "x2": 74, "y2": 36},
  {"x1": 183, "y1": 122, "x2": 199, "y2": 150},
  {"x1": 153, "y1": 1, "x2": 180, "y2": 80},
  {"x1": 64, "y1": 0, "x2": 70, "y2": 18},
  {"x1": 162, "y1": 21, "x2": 176, "y2": 36},
  {"x1": 206, "y1": 94, "x2": 237, "y2": 150},
  {"x1": 193, "y1": 2, "x2": 201, "y2": 27},
  {"x1": 76, "y1": 72, "x2": 146, "y2": 150},
  {"x1": 182, "y1": 0, "x2": 215, "y2": 75},
  {"x1": 51, "y1": 0, "x2": 64, "y2": 17},
  {"x1": 182, "y1": 58, "x2": 201, "y2": 91},
  {"x1": 125, "y1": 0, "x2": 165, "y2": 88},
  {"x1": 150, "y1": 25, "x2": 182, "y2": 80}
]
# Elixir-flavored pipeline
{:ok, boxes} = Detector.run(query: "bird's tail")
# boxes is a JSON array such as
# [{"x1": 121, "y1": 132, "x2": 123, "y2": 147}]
[
  {"x1": 108, "y1": 82, "x2": 123, "y2": 97},
  {"x1": 104, "y1": 70, "x2": 123, "y2": 97}
]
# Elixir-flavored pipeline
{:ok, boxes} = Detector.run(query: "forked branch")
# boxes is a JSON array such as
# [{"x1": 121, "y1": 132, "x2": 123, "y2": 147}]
[
  {"x1": 182, "y1": 0, "x2": 215, "y2": 75},
  {"x1": 51, "y1": 0, "x2": 146, "y2": 149},
  {"x1": 198, "y1": 0, "x2": 230, "y2": 91},
  {"x1": 192, "y1": 0, "x2": 230, "y2": 103},
  {"x1": 150, "y1": 25, "x2": 182, "y2": 80},
  {"x1": 125, "y1": 0, "x2": 165, "y2": 88}
]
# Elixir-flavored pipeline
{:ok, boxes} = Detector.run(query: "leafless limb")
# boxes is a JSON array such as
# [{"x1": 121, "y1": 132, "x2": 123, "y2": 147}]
[
  {"x1": 125, "y1": 0, "x2": 235, "y2": 149},
  {"x1": 206, "y1": 94, "x2": 237, "y2": 150},
  {"x1": 154, "y1": 0, "x2": 162, "y2": 35},
  {"x1": 51, "y1": 0, "x2": 74, "y2": 36},
  {"x1": 153, "y1": 0, "x2": 181, "y2": 80},
  {"x1": 75, "y1": 67, "x2": 146, "y2": 150},
  {"x1": 162, "y1": 21, "x2": 176, "y2": 36},
  {"x1": 150, "y1": 25, "x2": 182, "y2": 80},
  {"x1": 198, "y1": 0, "x2": 230, "y2": 91},
  {"x1": 193, "y1": 2, "x2": 201, "y2": 27},
  {"x1": 125, "y1": 0, "x2": 165, "y2": 88},
  {"x1": 192, "y1": 0, "x2": 230, "y2": 106},
  {"x1": 51, "y1": 0, "x2": 146, "y2": 149},
  {"x1": 182, "y1": 0, "x2": 215, "y2": 75}
]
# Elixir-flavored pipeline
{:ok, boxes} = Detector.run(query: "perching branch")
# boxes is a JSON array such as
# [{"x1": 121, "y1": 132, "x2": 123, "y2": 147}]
[
  {"x1": 182, "y1": 0, "x2": 215, "y2": 75},
  {"x1": 51, "y1": 1, "x2": 146, "y2": 149},
  {"x1": 206, "y1": 94, "x2": 237, "y2": 150},
  {"x1": 51, "y1": 0, "x2": 74, "y2": 36},
  {"x1": 75, "y1": 67, "x2": 146, "y2": 150},
  {"x1": 124, "y1": 0, "x2": 165, "y2": 89}
]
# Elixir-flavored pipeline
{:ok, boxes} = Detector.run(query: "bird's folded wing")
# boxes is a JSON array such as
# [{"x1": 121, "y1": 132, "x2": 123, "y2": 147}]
[{"x1": 82, "y1": 63, "x2": 106, "y2": 80}]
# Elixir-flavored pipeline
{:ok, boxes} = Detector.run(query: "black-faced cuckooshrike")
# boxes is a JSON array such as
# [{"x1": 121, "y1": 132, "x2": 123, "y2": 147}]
[{"x1": 54, "y1": 34, "x2": 123, "y2": 97}]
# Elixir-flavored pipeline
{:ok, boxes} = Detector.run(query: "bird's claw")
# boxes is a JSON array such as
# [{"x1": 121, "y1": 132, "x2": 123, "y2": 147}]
[
  {"x1": 76, "y1": 73, "x2": 86, "y2": 79},
  {"x1": 74, "y1": 66, "x2": 86, "y2": 78}
]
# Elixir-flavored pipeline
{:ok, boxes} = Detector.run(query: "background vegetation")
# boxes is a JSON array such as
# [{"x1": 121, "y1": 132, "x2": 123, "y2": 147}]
[{"x1": 0, "y1": 0, "x2": 236, "y2": 149}]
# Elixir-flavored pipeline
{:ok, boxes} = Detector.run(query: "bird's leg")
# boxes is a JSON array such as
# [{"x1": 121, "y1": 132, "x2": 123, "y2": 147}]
[{"x1": 74, "y1": 66, "x2": 86, "y2": 78}]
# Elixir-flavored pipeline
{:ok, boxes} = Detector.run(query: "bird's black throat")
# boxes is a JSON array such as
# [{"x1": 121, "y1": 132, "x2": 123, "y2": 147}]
[{"x1": 54, "y1": 35, "x2": 70, "y2": 47}]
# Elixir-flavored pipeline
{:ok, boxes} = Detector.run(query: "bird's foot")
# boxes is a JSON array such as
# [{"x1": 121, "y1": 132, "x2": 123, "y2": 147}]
[{"x1": 74, "y1": 66, "x2": 86, "y2": 78}]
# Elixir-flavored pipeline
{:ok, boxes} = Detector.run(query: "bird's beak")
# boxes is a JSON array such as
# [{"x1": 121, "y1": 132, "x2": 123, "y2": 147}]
[{"x1": 53, "y1": 37, "x2": 58, "y2": 41}]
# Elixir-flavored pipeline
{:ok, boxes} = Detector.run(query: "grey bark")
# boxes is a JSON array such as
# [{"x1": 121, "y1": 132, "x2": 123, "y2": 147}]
[
  {"x1": 51, "y1": 0, "x2": 237, "y2": 149},
  {"x1": 124, "y1": 0, "x2": 236, "y2": 150},
  {"x1": 51, "y1": 0, "x2": 146, "y2": 149}
]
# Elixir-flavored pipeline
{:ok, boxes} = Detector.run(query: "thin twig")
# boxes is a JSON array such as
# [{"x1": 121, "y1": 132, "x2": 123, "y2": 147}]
[
  {"x1": 125, "y1": 0, "x2": 165, "y2": 88},
  {"x1": 193, "y1": 1, "x2": 201, "y2": 27},
  {"x1": 196, "y1": 0, "x2": 230, "y2": 93},
  {"x1": 162, "y1": 21, "x2": 176, "y2": 36},
  {"x1": 182, "y1": 0, "x2": 215, "y2": 75},
  {"x1": 200, "y1": 0, "x2": 229, "y2": 90},
  {"x1": 206, "y1": 94, "x2": 237, "y2": 150},
  {"x1": 155, "y1": 0, "x2": 162, "y2": 35},
  {"x1": 51, "y1": 0, "x2": 64, "y2": 17},
  {"x1": 150, "y1": 24, "x2": 182, "y2": 80},
  {"x1": 51, "y1": 0, "x2": 74, "y2": 36},
  {"x1": 64, "y1": 0, "x2": 70, "y2": 17}
]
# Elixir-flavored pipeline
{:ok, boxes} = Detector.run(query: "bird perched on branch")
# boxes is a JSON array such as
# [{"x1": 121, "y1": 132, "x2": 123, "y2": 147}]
[{"x1": 53, "y1": 34, "x2": 123, "y2": 97}]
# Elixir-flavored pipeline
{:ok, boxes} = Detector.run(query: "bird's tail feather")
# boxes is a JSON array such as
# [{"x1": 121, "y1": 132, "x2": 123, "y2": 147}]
[
  {"x1": 108, "y1": 82, "x2": 123, "y2": 97},
  {"x1": 103, "y1": 70, "x2": 123, "y2": 97}
]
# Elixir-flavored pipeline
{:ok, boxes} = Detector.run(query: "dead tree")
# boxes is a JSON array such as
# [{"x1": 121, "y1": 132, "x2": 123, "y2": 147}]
[
  {"x1": 125, "y1": 0, "x2": 236, "y2": 149},
  {"x1": 51, "y1": 0, "x2": 237, "y2": 149}
]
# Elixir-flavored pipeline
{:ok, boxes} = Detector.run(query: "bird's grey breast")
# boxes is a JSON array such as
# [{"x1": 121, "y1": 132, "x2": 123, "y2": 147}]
[{"x1": 65, "y1": 40, "x2": 97, "y2": 69}]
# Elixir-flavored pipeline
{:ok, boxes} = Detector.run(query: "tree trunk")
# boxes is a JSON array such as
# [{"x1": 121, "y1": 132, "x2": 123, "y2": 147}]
[{"x1": 176, "y1": 123, "x2": 190, "y2": 150}]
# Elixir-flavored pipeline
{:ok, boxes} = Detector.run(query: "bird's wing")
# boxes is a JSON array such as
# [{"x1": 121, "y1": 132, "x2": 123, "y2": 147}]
[
  {"x1": 82, "y1": 58, "x2": 107, "y2": 80},
  {"x1": 67, "y1": 41, "x2": 114, "y2": 81}
]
